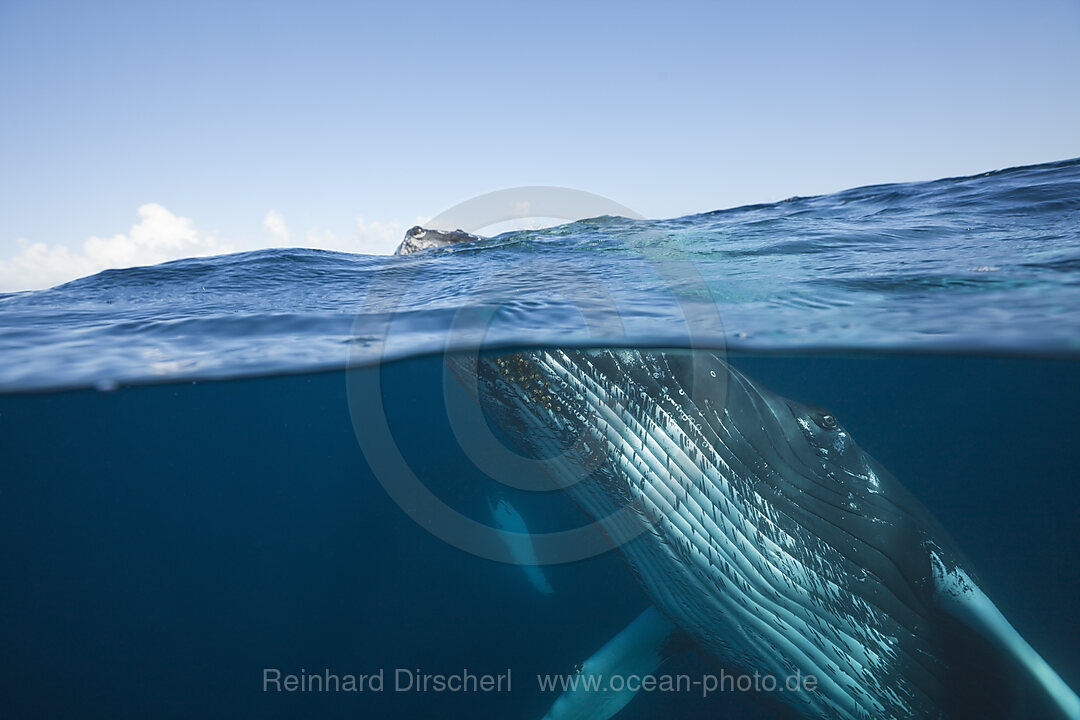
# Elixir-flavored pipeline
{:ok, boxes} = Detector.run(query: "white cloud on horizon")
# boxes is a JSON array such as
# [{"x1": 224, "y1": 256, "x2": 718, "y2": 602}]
[
  {"x1": 0, "y1": 205, "x2": 418, "y2": 292},
  {"x1": 0, "y1": 204, "x2": 235, "y2": 293},
  {"x1": 262, "y1": 210, "x2": 290, "y2": 246}
]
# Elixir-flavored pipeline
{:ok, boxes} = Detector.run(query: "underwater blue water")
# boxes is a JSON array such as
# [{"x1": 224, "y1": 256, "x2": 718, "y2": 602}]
[
  {"x1": 1, "y1": 159, "x2": 1079, "y2": 719},
  {"x1": 1, "y1": 355, "x2": 1078, "y2": 720}
]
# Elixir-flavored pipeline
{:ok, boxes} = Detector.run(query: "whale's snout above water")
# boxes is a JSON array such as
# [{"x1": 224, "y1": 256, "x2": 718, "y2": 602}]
[{"x1": 394, "y1": 226, "x2": 485, "y2": 255}]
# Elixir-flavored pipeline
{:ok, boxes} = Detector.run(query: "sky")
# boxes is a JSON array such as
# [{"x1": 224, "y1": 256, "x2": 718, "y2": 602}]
[{"x1": 1, "y1": 0, "x2": 1078, "y2": 291}]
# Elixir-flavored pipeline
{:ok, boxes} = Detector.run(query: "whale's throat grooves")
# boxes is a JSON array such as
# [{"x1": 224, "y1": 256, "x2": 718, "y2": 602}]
[{"x1": 457, "y1": 348, "x2": 962, "y2": 720}]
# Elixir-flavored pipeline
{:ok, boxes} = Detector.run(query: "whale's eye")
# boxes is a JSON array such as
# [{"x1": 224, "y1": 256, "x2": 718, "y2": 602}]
[
  {"x1": 409, "y1": 226, "x2": 426, "y2": 238},
  {"x1": 814, "y1": 413, "x2": 838, "y2": 430}
]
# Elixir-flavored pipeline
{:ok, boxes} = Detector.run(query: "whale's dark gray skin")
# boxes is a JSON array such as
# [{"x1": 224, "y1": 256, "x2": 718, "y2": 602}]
[
  {"x1": 394, "y1": 225, "x2": 485, "y2": 255},
  {"x1": 448, "y1": 348, "x2": 1080, "y2": 720}
]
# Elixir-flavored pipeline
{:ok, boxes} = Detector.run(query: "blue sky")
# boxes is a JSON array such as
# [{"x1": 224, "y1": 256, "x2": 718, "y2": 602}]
[{"x1": 1, "y1": 0, "x2": 1078, "y2": 289}]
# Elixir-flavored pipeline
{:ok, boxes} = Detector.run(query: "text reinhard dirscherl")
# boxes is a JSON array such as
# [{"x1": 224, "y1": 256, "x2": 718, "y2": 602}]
[
  {"x1": 263, "y1": 668, "x2": 512, "y2": 694},
  {"x1": 262, "y1": 668, "x2": 818, "y2": 698}
]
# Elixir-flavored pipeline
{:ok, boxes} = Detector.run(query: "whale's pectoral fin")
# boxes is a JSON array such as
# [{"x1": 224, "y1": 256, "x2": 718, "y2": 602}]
[
  {"x1": 489, "y1": 496, "x2": 555, "y2": 596},
  {"x1": 931, "y1": 552, "x2": 1080, "y2": 720},
  {"x1": 540, "y1": 606, "x2": 680, "y2": 720}
]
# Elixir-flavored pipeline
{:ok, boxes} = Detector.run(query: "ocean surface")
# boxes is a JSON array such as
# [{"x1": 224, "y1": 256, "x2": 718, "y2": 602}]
[{"x1": 1, "y1": 158, "x2": 1079, "y2": 719}]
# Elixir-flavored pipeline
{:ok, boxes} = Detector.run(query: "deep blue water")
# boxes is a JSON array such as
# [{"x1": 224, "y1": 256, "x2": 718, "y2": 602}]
[{"x1": 1, "y1": 159, "x2": 1079, "y2": 719}]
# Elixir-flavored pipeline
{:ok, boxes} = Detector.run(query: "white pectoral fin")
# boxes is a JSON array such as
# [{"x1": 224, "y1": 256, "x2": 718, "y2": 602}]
[
  {"x1": 931, "y1": 553, "x2": 1080, "y2": 720},
  {"x1": 491, "y1": 496, "x2": 555, "y2": 596},
  {"x1": 540, "y1": 606, "x2": 679, "y2": 720}
]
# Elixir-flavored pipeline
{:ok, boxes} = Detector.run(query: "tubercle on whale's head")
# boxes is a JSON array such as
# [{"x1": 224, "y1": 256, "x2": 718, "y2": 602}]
[{"x1": 781, "y1": 397, "x2": 880, "y2": 489}]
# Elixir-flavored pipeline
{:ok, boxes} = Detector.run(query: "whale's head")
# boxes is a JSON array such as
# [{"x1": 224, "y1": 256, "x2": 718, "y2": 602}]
[{"x1": 394, "y1": 226, "x2": 484, "y2": 255}]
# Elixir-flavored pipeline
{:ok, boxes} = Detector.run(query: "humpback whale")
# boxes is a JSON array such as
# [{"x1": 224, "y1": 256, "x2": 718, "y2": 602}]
[{"x1": 448, "y1": 348, "x2": 1079, "y2": 720}]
